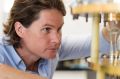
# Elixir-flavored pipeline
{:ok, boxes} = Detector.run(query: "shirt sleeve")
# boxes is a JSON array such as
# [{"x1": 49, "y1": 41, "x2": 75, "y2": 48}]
[
  {"x1": 0, "y1": 52, "x2": 5, "y2": 63},
  {"x1": 59, "y1": 31, "x2": 110, "y2": 61},
  {"x1": 59, "y1": 34, "x2": 91, "y2": 61},
  {"x1": 99, "y1": 30, "x2": 110, "y2": 55}
]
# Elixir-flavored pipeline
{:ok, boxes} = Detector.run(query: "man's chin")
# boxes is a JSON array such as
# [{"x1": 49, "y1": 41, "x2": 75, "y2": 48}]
[{"x1": 48, "y1": 54, "x2": 56, "y2": 59}]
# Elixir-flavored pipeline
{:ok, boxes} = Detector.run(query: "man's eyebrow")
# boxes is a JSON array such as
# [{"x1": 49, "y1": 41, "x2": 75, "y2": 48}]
[
  {"x1": 43, "y1": 24, "x2": 54, "y2": 27},
  {"x1": 43, "y1": 23, "x2": 64, "y2": 28}
]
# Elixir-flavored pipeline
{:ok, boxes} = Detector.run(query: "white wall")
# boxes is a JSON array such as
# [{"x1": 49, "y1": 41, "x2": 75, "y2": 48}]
[
  {"x1": 62, "y1": 0, "x2": 92, "y2": 36},
  {"x1": 0, "y1": 0, "x2": 4, "y2": 35},
  {"x1": 0, "y1": 0, "x2": 14, "y2": 34}
]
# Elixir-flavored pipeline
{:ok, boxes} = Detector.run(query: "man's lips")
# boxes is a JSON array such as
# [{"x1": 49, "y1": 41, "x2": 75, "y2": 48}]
[{"x1": 48, "y1": 48, "x2": 58, "y2": 51}]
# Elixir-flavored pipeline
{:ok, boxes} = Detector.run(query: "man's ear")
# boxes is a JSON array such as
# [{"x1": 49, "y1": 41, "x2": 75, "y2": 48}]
[{"x1": 14, "y1": 22, "x2": 25, "y2": 38}]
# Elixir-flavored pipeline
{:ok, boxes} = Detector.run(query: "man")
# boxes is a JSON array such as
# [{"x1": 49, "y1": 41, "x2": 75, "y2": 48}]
[{"x1": 0, "y1": 0, "x2": 110, "y2": 79}]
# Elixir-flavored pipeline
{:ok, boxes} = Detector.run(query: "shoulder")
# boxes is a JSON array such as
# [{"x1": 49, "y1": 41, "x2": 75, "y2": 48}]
[
  {"x1": 0, "y1": 35, "x2": 10, "y2": 45},
  {"x1": 0, "y1": 35, "x2": 5, "y2": 63},
  {"x1": 0, "y1": 35, "x2": 11, "y2": 59},
  {"x1": 0, "y1": 35, "x2": 15, "y2": 63}
]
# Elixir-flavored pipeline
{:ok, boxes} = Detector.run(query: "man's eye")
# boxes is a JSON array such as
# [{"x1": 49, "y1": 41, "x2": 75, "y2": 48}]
[{"x1": 42, "y1": 27, "x2": 51, "y2": 33}]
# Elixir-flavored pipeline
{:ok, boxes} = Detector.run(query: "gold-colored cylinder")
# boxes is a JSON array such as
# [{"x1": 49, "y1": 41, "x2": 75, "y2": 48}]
[{"x1": 91, "y1": 14, "x2": 100, "y2": 64}]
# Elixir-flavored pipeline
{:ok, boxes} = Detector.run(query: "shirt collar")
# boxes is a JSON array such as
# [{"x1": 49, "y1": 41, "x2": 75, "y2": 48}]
[
  {"x1": 9, "y1": 45, "x2": 50, "y2": 71},
  {"x1": 10, "y1": 46, "x2": 23, "y2": 67},
  {"x1": 3, "y1": 36, "x2": 22, "y2": 66}
]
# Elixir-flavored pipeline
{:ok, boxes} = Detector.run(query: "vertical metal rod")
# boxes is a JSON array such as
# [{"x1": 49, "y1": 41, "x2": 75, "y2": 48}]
[
  {"x1": 97, "y1": 70, "x2": 105, "y2": 79},
  {"x1": 91, "y1": 14, "x2": 100, "y2": 64},
  {"x1": 90, "y1": 14, "x2": 105, "y2": 79}
]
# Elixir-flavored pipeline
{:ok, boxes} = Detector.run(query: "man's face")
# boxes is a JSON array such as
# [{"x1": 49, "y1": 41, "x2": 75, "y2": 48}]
[{"x1": 19, "y1": 9, "x2": 64, "y2": 59}]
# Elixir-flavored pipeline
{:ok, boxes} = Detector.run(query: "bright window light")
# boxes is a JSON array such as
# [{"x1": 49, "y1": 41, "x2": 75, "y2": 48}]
[
  {"x1": 114, "y1": 0, "x2": 120, "y2": 3},
  {"x1": 4, "y1": 0, "x2": 14, "y2": 13}
]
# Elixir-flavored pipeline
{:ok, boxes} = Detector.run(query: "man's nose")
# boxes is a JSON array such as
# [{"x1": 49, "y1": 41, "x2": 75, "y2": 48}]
[{"x1": 51, "y1": 33, "x2": 61, "y2": 44}]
